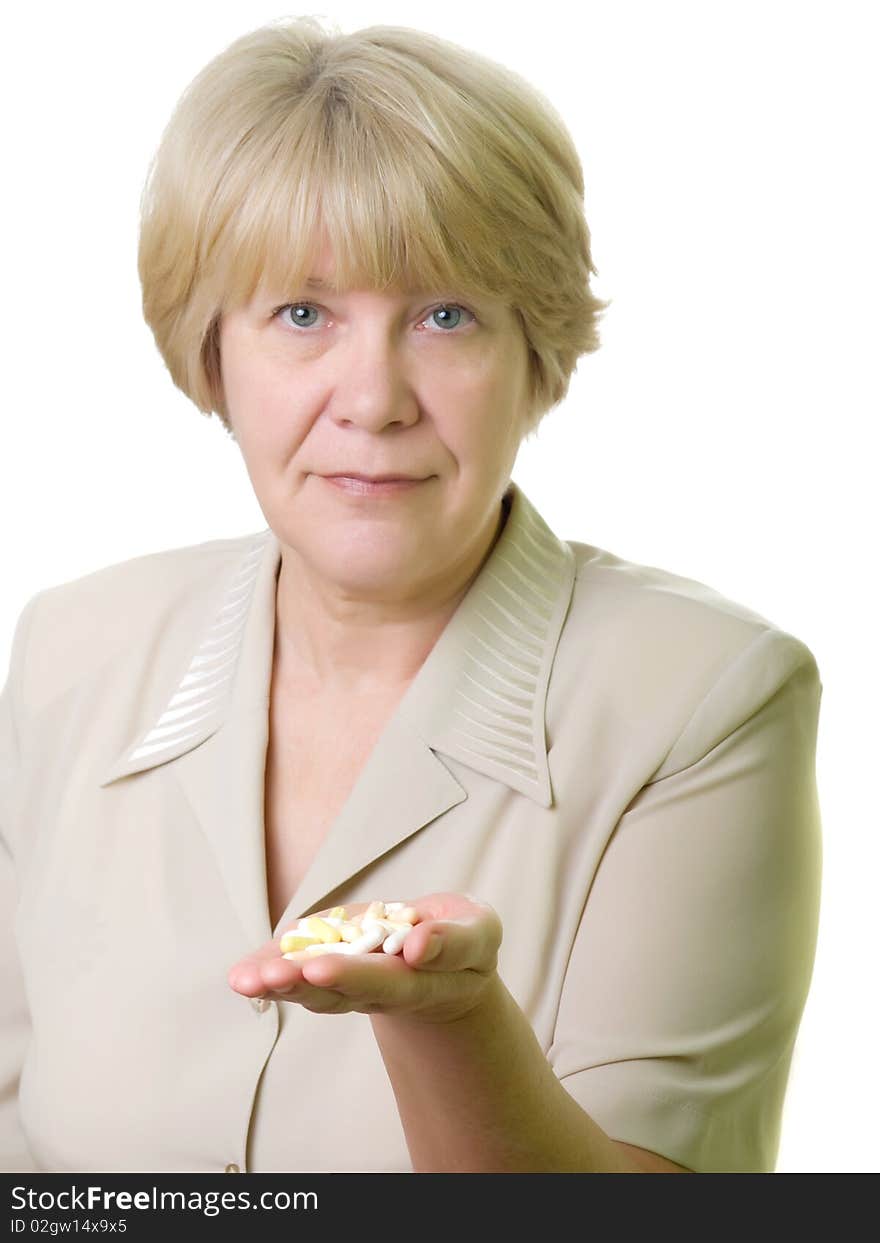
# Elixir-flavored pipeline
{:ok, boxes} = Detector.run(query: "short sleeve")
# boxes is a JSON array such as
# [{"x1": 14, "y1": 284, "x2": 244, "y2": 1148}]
[
  {"x1": 550, "y1": 628, "x2": 823, "y2": 1173},
  {"x1": 1, "y1": 592, "x2": 41, "y2": 1172}
]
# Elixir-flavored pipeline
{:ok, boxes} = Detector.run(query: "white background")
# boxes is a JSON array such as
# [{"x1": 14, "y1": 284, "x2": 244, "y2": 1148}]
[{"x1": 2, "y1": 1, "x2": 877, "y2": 1173}]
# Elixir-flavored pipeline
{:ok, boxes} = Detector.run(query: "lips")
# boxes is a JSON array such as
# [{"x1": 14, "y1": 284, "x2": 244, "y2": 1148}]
[
  {"x1": 321, "y1": 475, "x2": 430, "y2": 497},
  {"x1": 324, "y1": 474, "x2": 425, "y2": 482}
]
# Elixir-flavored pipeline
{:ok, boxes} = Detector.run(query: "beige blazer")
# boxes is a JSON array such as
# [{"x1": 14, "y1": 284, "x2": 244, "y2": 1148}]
[{"x1": 0, "y1": 480, "x2": 823, "y2": 1174}]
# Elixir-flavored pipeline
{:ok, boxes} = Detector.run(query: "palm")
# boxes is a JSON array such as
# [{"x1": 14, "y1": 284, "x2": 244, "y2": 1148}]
[{"x1": 227, "y1": 891, "x2": 502, "y2": 1023}]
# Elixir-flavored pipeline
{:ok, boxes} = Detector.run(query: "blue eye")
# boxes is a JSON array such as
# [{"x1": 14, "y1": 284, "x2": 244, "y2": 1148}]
[
  {"x1": 275, "y1": 304, "x2": 321, "y2": 328},
  {"x1": 272, "y1": 302, "x2": 476, "y2": 333},
  {"x1": 427, "y1": 305, "x2": 471, "y2": 331}
]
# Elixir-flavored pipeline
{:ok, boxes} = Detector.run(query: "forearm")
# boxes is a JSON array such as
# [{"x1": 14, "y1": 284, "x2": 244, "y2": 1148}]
[{"x1": 369, "y1": 971, "x2": 642, "y2": 1173}]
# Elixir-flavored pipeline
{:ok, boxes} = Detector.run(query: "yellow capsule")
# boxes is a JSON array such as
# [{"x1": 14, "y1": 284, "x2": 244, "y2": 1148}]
[
  {"x1": 279, "y1": 933, "x2": 321, "y2": 953},
  {"x1": 364, "y1": 900, "x2": 386, "y2": 920},
  {"x1": 325, "y1": 906, "x2": 347, "y2": 921},
  {"x1": 303, "y1": 916, "x2": 342, "y2": 943}
]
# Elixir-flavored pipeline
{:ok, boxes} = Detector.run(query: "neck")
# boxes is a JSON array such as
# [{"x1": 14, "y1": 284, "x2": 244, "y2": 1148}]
[{"x1": 272, "y1": 492, "x2": 511, "y2": 697}]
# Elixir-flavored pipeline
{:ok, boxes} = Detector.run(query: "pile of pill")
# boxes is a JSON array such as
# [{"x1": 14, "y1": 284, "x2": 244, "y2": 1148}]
[{"x1": 279, "y1": 901, "x2": 421, "y2": 959}]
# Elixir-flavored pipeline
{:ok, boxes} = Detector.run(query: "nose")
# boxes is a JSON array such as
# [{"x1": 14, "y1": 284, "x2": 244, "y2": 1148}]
[{"x1": 327, "y1": 327, "x2": 420, "y2": 432}]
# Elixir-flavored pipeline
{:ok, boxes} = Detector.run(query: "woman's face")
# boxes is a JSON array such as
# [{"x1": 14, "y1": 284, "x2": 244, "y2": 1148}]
[{"x1": 218, "y1": 242, "x2": 532, "y2": 602}]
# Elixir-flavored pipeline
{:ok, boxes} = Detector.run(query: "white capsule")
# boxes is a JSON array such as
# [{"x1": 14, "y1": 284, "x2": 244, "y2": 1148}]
[
  {"x1": 384, "y1": 902, "x2": 406, "y2": 914},
  {"x1": 348, "y1": 924, "x2": 387, "y2": 954},
  {"x1": 303, "y1": 941, "x2": 357, "y2": 956},
  {"x1": 362, "y1": 917, "x2": 399, "y2": 934},
  {"x1": 382, "y1": 928, "x2": 408, "y2": 955},
  {"x1": 323, "y1": 916, "x2": 345, "y2": 929}
]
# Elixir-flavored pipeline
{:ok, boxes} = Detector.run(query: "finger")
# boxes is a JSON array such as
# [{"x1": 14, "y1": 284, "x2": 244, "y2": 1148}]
[
  {"x1": 228, "y1": 959, "x2": 272, "y2": 996},
  {"x1": 404, "y1": 910, "x2": 502, "y2": 973},
  {"x1": 300, "y1": 946, "x2": 429, "y2": 1013},
  {"x1": 261, "y1": 956, "x2": 364, "y2": 1013},
  {"x1": 226, "y1": 956, "x2": 347, "y2": 1013},
  {"x1": 274, "y1": 980, "x2": 355, "y2": 1014}
]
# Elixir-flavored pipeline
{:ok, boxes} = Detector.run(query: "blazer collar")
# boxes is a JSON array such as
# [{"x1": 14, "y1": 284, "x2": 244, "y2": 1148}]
[{"x1": 97, "y1": 480, "x2": 576, "y2": 938}]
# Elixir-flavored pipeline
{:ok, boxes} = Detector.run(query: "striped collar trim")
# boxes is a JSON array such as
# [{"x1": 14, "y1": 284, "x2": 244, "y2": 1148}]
[{"x1": 99, "y1": 481, "x2": 576, "y2": 806}]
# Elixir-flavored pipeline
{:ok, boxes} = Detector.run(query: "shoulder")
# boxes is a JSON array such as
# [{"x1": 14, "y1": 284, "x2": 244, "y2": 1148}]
[
  {"x1": 10, "y1": 531, "x2": 265, "y2": 715},
  {"x1": 563, "y1": 537, "x2": 819, "y2": 666},
  {"x1": 551, "y1": 539, "x2": 820, "y2": 778}
]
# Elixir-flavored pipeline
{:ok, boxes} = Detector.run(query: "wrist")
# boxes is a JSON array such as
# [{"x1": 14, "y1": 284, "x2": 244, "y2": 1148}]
[
  {"x1": 431, "y1": 967, "x2": 506, "y2": 1027},
  {"x1": 370, "y1": 967, "x2": 505, "y2": 1035}
]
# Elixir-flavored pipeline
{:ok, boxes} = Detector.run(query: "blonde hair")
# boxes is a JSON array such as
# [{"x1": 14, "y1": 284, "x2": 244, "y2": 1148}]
[{"x1": 137, "y1": 15, "x2": 611, "y2": 441}]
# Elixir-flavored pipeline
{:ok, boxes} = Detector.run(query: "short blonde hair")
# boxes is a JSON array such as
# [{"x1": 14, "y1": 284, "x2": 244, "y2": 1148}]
[{"x1": 138, "y1": 16, "x2": 611, "y2": 440}]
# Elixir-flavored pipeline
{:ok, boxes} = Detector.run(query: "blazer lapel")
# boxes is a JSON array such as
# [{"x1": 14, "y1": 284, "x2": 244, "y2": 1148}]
[
  {"x1": 276, "y1": 714, "x2": 468, "y2": 930},
  {"x1": 97, "y1": 480, "x2": 575, "y2": 949},
  {"x1": 165, "y1": 689, "x2": 468, "y2": 946}
]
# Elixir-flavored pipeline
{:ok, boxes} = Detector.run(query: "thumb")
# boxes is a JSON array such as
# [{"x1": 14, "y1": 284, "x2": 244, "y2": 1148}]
[{"x1": 407, "y1": 913, "x2": 500, "y2": 972}]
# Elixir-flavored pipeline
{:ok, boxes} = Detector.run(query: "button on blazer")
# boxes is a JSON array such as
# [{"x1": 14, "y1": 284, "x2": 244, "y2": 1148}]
[{"x1": 0, "y1": 480, "x2": 823, "y2": 1173}]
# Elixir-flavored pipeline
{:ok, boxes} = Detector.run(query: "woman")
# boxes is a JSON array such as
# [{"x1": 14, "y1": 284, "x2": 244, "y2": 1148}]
[{"x1": 0, "y1": 18, "x2": 822, "y2": 1174}]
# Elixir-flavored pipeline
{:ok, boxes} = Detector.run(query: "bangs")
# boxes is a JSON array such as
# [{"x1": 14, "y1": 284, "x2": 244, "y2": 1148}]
[{"x1": 208, "y1": 86, "x2": 514, "y2": 313}]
